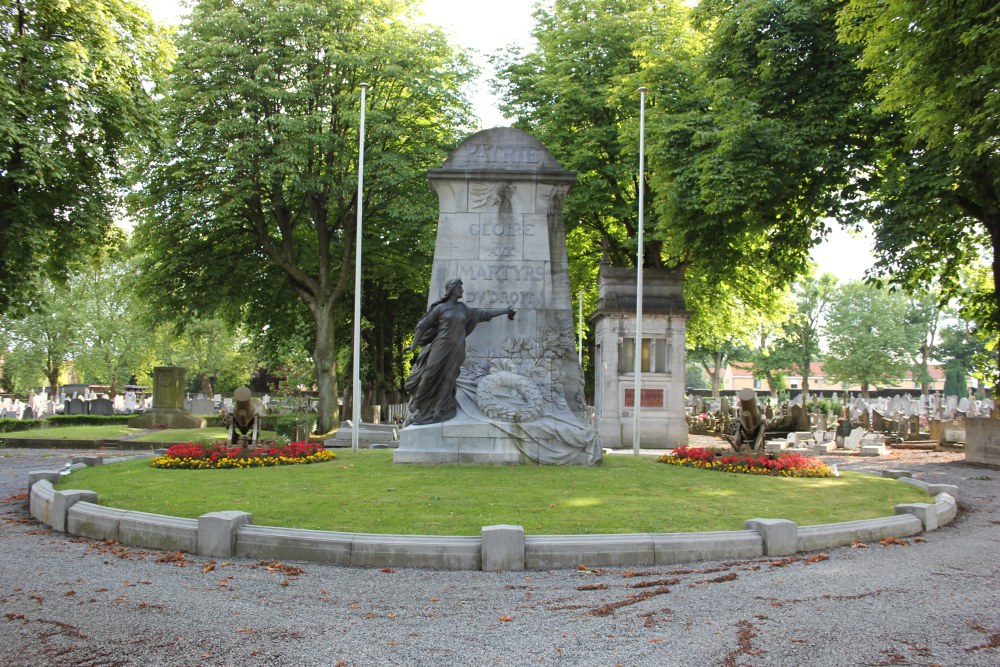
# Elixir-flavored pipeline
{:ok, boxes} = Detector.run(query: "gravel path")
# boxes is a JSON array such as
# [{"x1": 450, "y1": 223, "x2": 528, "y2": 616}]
[{"x1": 1, "y1": 445, "x2": 998, "y2": 666}]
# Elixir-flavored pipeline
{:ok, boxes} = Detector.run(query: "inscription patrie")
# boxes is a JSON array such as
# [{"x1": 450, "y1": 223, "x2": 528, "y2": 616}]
[{"x1": 464, "y1": 143, "x2": 540, "y2": 164}]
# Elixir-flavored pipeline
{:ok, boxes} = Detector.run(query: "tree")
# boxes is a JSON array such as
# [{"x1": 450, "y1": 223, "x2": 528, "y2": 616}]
[
  {"x1": 0, "y1": 280, "x2": 79, "y2": 394},
  {"x1": 688, "y1": 341, "x2": 752, "y2": 397},
  {"x1": 785, "y1": 273, "x2": 838, "y2": 401},
  {"x1": 837, "y1": 0, "x2": 1000, "y2": 394},
  {"x1": 134, "y1": 0, "x2": 476, "y2": 433},
  {"x1": 0, "y1": 0, "x2": 172, "y2": 315},
  {"x1": 149, "y1": 317, "x2": 252, "y2": 396},
  {"x1": 822, "y1": 281, "x2": 925, "y2": 397},
  {"x1": 651, "y1": 0, "x2": 882, "y2": 309},
  {"x1": 70, "y1": 233, "x2": 158, "y2": 395}
]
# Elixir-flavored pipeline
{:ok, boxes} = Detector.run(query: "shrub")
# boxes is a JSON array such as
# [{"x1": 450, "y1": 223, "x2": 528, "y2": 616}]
[
  {"x1": 0, "y1": 418, "x2": 43, "y2": 433},
  {"x1": 46, "y1": 415, "x2": 133, "y2": 427}
]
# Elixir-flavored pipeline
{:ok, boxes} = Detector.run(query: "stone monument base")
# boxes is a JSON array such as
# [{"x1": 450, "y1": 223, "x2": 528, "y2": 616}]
[
  {"x1": 598, "y1": 414, "x2": 689, "y2": 450},
  {"x1": 128, "y1": 409, "x2": 206, "y2": 430},
  {"x1": 394, "y1": 416, "x2": 524, "y2": 465}
]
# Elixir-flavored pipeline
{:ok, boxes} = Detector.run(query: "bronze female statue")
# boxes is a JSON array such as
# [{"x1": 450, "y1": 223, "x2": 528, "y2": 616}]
[{"x1": 404, "y1": 278, "x2": 514, "y2": 425}]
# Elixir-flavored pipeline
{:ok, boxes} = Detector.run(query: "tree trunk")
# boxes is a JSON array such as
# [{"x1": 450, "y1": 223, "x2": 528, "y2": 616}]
[
  {"x1": 800, "y1": 354, "x2": 811, "y2": 403},
  {"x1": 991, "y1": 217, "x2": 1000, "y2": 406},
  {"x1": 312, "y1": 301, "x2": 339, "y2": 434}
]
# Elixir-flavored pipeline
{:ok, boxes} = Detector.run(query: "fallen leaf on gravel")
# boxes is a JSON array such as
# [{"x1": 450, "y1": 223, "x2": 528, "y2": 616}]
[
  {"x1": 649, "y1": 638, "x2": 664, "y2": 643},
  {"x1": 5, "y1": 613, "x2": 26, "y2": 621},
  {"x1": 499, "y1": 614, "x2": 513, "y2": 622},
  {"x1": 879, "y1": 537, "x2": 910, "y2": 547},
  {"x1": 202, "y1": 562, "x2": 216, "y2": 574},
  {"x1": 851, "y1": 541, "x2": 869, "y2": 548},
  {"x1": 235, "y1": 627, "x2": 256, "y2": 634},
  {"x1": 63, "y1": 591, "x2": 76, "y2": 596},
  {"x1": 804, "y1": 554, "x2": 829, "y2": 563},
  {"x1": 577, "y1": 583, "x2": 609, "y2": 591},
  {"x1": 381, "y1": 568, "x2": 393, "y2": 573},
  {"x1": 259, "y1": 560, "x2": 304, "y2": 576}
]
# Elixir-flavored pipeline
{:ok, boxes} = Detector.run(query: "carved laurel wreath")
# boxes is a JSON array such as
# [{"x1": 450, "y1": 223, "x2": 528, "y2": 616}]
[{"x1": 476, "y1": 371, "x2": 544, "y2": 423}]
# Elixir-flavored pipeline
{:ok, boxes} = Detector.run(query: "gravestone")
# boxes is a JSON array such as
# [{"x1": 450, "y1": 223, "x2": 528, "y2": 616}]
[
  {"x1": 190, "y1": 397, "x2": 216, "y2": 416},
  {"x1": 844, "y1": 428, "x2": 865, "y2": 451},
  {"x1": 128, "y1": 367, "x2": 205, "y2": 429},
  {"x1": 66, "y1": 397, "x2": 87, "y2": 415},
  {"x1": 89, "y1": 397, "x2": 114, "y2": 416},
  {"x1": 395, "y1": 127, "x2": 600, "y2": 465}
]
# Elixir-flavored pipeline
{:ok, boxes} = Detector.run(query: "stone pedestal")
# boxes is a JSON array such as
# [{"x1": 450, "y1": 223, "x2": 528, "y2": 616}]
[
  {"x1": 128, "y1": 367, "x2": 205, "y2": 429},
  {"x1": 591, "y1": 265, "x2": 688, "y2": 449},
  {"x1": 396, "y1": 416, "x2": 523, "y2": 465},
  {"x1": 966, "y1": 417, "x2": 1000, "y2": 466}
]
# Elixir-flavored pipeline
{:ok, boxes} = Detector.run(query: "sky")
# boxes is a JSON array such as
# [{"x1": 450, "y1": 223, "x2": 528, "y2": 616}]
[{"x1": 141, "y1": 0, "x2": 875, "y2": 282}]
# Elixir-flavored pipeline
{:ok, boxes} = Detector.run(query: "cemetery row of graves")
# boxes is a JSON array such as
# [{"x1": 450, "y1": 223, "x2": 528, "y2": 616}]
[{"x1": 687, "y1": 389, "x2": 993, "y2": 456}]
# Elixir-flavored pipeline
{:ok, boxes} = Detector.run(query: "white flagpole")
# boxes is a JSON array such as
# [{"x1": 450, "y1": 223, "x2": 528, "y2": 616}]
[
  {"x1": 578, "y1": 289, "x2": 584, "y2": 366},
  {"x1": 352, "y1": 82, "x2": 369, "y2": 453},
  {"x1": 633, "y1": 86, "x2": 647, "y2": 456}
]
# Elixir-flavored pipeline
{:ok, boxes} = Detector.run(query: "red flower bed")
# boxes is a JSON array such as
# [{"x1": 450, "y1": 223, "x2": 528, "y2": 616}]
[
  {"x1": 659, "y1": 446, "x2": 833, "y2": 478},
  {"x1": 152, "y1": 440, "x2": 335, "y2": 469}
]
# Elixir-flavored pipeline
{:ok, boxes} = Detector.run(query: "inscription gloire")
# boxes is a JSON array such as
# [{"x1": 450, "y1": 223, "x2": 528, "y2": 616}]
[
  {"x1": 469, "y1": 222, "x2": 535, "y2": 236},
  {"x1": 464, "y1": 143, "x2": 540, "y2": 164}
]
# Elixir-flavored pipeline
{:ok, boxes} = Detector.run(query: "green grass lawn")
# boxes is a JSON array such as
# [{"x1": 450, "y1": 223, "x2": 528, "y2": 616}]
[
  {"x1": 3, "y1": 425, "x2": 138, "y2": 440},
  {"x1": 59, "y1": 450, "x2": 929, "y2": 536}
]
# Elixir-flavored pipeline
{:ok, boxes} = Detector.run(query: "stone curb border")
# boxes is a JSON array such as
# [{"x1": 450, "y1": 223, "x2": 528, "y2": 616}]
[{"x1": 26, "y1": 458, "x2": 958, "y2": 571}]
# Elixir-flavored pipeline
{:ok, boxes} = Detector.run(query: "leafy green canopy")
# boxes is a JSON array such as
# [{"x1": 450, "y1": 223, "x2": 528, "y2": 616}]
[
  {"x1": 134, "y1": 0, "x2": 476, "y2": 432},
  {"x1": 838, "y1": 0, "x2": 1000, "y2": 388},
  {"x1": 823, "y1": 281, "x2": 926, "y2": 396},
  {"x1": 0, "y1": 0, "x2": 172, "y2": 315}
]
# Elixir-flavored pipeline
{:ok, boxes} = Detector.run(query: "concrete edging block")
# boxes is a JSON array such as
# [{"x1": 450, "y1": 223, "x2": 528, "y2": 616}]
[
  {"x1": 235, "y1": 525, "x2": 355, "y2": 565},
  {"x1": 745, "y1": 519, "x2": 798, "y2": 556},
  {"x1": 882, "y1": 470, "x2": 913, "y2": 479},
  {"x1": 51, "y1": 490, "x2": 98, "y2": 532},
  {"x1": 118, "y1": 511, "x2": 198, "y2": 552},
  {"x1": 67, "y1": 502, "x2": 129, "y2": 541},
  {"x1": 482, "y1": 524, "x2": 525, "y2": 571},
  {"x1": 27, "y1": 470, "x2": 61, "y2": 499},
  {"x1": 935, "y1": 493, "x2": 958, "y2": 525},
  {"x1": 524, "y1": 533, "x2": 654, "y2": 569},
  {"x1": 29, "y1": 479, "x2": 55, "y2": 525},
  {"x1": 350, "y1": 534, "x2": 481, "y2": 570},
  {"x1": 796, "y1": 515, "x2": 923, "y2": 551},
  {"x1": 927, "y1": 483, "x2": 958, "y2": 500},
  {"x1": 897, "y1": 476, "x2": 932, "y2": 493},
  {"x1": 895, "y1": 502, "x2": 939, "y2": 531},
  {"x1": 652, "y1": 530, "x2": 763, "y2": 564},
  {"x1": 198, "y1": 511, "x2": 253, "y2": 557}
]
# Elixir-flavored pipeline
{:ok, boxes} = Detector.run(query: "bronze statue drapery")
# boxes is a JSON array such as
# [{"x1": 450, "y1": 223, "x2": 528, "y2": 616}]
[{"x1": 404, "y1": 279, "x2": 514, "y2": 426}]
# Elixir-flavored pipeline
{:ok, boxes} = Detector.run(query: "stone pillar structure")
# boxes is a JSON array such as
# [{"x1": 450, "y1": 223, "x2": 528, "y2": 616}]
[
  {"x1": 395, "y1": 128, "x2": 600, "y2": 465},
  {"x1": 128, "y1": 366, "x2": 205, "y2": 429},
  {"x1": 591, "y1": 264, "x2": 689, "y2": 449}
]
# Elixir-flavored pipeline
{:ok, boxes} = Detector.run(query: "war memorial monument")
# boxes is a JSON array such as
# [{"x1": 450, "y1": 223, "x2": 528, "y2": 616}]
[{"x1": 394, "y1": 128, "x2": 601, "y2": 465}]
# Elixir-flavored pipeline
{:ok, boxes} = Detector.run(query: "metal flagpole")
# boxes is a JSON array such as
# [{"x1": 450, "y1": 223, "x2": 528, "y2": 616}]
[
  {"x1": 633, "y1": 86, "x2": 647, "y2": 456},
  {"x1": 352, "y1": 82, "x2": 369, "y2": 453}
]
